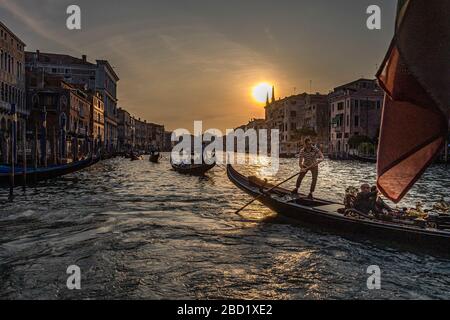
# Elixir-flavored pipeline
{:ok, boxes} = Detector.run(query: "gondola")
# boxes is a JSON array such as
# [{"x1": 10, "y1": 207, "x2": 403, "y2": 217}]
[
  {"x1": 349, "y1": 154, "x2": 377, "y2": 163},
  {"x1": 171, "y1": 158, "x2": 216, "y2": 176},
  {"x1": 130, "y1": 155, "x2": 143, "y2": 161},
  {"x1": 227, "y1": 165, "x2": 450, "y2": 253},
  {"x1": 0, "y1": 156, "x2": 100, "y2": 186},
  {"x1": 149, "y1": 153, "x2": 161, "y2": 163}
]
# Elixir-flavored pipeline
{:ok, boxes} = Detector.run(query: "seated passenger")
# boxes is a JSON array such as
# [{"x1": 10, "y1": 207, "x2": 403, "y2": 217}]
[{"x1": 354, "y1": 184, "x2": 392, "y2": 215}]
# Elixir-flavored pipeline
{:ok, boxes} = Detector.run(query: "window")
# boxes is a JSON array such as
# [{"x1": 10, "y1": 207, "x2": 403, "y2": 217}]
[
  {"x1": 346, "y1": 115, "x2": 350, "y2": 127},
  {"x1": 376, "y1": 100, "x2": 381, "y2": 109},
  {"x1": 354, "y1": 115, "x2": 359, "y2": 127},
  {"x1": 337, "y1": 102, "x2": 344, "y2": 111}
]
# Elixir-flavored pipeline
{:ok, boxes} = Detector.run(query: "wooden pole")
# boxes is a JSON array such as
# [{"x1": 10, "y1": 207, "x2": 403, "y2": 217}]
[
  {"x1": 53, "y1": 127, "x2": 57, "y2": 164},
  {"x1": 9, "y1": 105, "x2": 16, "y2": 201},
  {"x1": 445, "y1": 136, "x2": 448, "y2": 166},
  {"x1": 34, "y1": 124, "x2": 38, "y2": 184},
  {"x1": 22, "y1": 119, "x2": 27, "y2": 190}
]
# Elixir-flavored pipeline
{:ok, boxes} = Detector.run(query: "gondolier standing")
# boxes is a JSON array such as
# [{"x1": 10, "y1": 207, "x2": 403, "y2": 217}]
[{"x1": 292, "y1": 138, "x2": 324, "y2": 199}]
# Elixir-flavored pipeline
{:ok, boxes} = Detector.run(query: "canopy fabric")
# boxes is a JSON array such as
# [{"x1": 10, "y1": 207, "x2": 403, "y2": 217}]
[{"x1": 376, "y1": 0, "x2": 450, "y2": 203}]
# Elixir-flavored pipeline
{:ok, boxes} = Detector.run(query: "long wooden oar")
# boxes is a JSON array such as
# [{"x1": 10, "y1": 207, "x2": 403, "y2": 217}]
[{"x1": 235, "y1": 161, "x2": 322, "y2": 215}]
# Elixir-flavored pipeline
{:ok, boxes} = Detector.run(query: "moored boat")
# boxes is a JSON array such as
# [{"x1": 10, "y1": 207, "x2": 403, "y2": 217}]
[
  {"x1": 0, "y1": 156, "x2": 100, "y2": 186},
  {"x1": 227, "y1": 165, "x2": 450, "y2": 253}
]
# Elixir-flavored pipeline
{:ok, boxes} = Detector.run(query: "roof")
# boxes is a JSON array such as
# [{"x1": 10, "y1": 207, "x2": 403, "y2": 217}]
[
  {"x1": 0, "y1": 21, "x2": 26, "y2": 46},
  {"x1": 96, "y1": 60, "x2": 120, "y2": 81},
  {"x1": 333, "y1": 78, "x2": 378, "y2": 91},
  {"x1": 25, "y1": 51, "x2": 95, "y2": 66}
]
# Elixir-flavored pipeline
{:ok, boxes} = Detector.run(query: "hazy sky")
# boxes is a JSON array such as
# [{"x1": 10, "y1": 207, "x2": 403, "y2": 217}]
[{"x1": 1, "y1": 0, "x2": 396, "y2": 131}]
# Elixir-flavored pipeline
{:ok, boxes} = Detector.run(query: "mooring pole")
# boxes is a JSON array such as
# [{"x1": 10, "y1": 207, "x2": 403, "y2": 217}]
[
  {"x1": 34, "y1": 124, "x2": 38, "y2": 184},
  {"x1": 445, "y1": 136, "x2": 449, "y2": 166},
  {"x1": 9, "y1": 104, "x2": 16, "y2": 201},
  {"x1": 23, "y1": 119, "x2": 27, "y2": 191}
]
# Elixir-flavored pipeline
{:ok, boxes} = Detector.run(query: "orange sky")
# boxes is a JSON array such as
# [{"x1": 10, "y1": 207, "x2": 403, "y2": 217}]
[{"x1": 1, "y1": 0, "x2": 396, "y2": 132}]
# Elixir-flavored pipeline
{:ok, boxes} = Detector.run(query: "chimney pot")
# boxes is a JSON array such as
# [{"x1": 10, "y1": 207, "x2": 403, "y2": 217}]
[{"x1": 82, "y1": 55, "x2": 87, "y2": 62}]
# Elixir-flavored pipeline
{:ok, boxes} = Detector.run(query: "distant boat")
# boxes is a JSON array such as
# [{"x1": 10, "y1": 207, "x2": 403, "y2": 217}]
[
  {"x1": 130, "y1": 154, "x2": 143, "y2": 161},
  {"x1": 149, "y1": 153, "x2": 160, "y2": 163},
  {"x1": 170, "y1": 157, "x2": 216, "y2": 176},
  {"x1": 0, "y1": 157, "x2": 100, "y2": 186}
]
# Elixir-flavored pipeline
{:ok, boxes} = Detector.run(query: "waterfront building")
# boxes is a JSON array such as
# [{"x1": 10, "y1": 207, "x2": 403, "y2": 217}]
[
  {"x1": 25, "y1": 51, "x2": 119, "y2": 154},
  {"x1": 133, "y1": 117, "x2": 147, "y2": 151},
  {"x1": 265, "y1": 89, "x2": 308, "y2": 156},
  {"x1": 117, "y1": 107, "x2": 134, "y2": 153},
  {"x1": 96, "y1": 60, "x2": 119, "y2": 154},
  {"x1": 244, "y1": 118, "x2": 266, "y2": 131},
  {"x1": 89, "y1": 91, "x2": 105, "y2": 153},
  {"x1": 0, "y1": 21, "x2": 27, "y2": 163},
  {"x1": 302, "y1": 93, "x2": 330, "y2": 153},
  {"x1": 146, "y1": 122, "x2": 165, "y2": 150},
  {"x1": 328, "y1": 78, "x2": 384, "y2": 155},
  {"x1": 164, "y1": 131, "x2": 173, "y2": 151},
  {"x1": 26, "y1": 76, "x2": 92, "y2": 164}
]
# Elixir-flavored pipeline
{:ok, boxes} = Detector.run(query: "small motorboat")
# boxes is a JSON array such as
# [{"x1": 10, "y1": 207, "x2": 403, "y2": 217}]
[
  {"x1": 170, "y1": 158, "x2": 216, "y2": 176},
  {"x1": 227, "y1": 165, "x2": 450, "y2": 253}
]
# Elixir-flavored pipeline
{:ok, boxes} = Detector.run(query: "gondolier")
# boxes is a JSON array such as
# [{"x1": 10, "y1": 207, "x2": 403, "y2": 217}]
[{"x1": 292, "y1": 138, "x2": 324, "y2": 199}]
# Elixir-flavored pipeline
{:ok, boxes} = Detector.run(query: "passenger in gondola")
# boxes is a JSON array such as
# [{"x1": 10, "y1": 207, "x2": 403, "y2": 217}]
[
  {"x1": 292, "y1": 138, "x2": 324, "y2": 199},
  {"x1": 354, "y1": 184, "x2": 393, "y2": 216}
]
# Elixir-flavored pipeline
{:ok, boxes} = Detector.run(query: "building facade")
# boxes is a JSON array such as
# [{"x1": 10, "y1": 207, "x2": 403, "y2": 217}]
[
  {"x1": 27, "y1": 77, "x2": 92, "y2": 164},
  {"x1": 134, "y1": 118, "x2": 147, "y2": 151},
  {"x1": 96, "y1": 60, "x2": 119, "y2": 154},
  {"x1": 328, "y1": 78, "x2": 384, "y2": 155},
  {"x1": 117, "y1": 107, "x2": 134, "y2": 153},
  {"x1": 90, "y1": 91, "x2": 105, "y2": 153},
  {"x1": 146, "y1": 122, "x2": 165, "y2": 150},
  {"x1": 302, "y1": 93, "x2": 330, "y2": 153},
  {"x1": 25, "y1": 51, "x2": 119, "y2": 154},
  {"x1": 0, "y1": 22, "x2": 27, "y2": 163},
  {"x1": 265, "y1": 90, "x2": 308, "y2": 155}
]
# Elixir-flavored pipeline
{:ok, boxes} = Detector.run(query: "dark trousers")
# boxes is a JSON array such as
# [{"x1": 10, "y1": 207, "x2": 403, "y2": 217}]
[{"x1": 296, "y1": 166, "x2": 319, "y2": 193}]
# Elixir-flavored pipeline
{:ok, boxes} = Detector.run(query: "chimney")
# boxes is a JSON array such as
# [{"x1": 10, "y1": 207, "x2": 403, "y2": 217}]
[
  {"x1": 82, "y1": 55, "x2": 87, "y2": 62},
  {"x1": 36, "y1": 50, "x2": 40, "y2": 60}
]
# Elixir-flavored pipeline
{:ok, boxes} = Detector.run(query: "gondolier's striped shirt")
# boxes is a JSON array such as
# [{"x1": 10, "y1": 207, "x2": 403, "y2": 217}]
[{"x1": 299, "y1": 146, "x2": 321, "y2": 167}]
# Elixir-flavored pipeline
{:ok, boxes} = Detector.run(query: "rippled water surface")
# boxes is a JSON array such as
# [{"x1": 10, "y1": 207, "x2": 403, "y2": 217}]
[{"x1": 0, "y1": 155, "x2": 449, "y2": 299}]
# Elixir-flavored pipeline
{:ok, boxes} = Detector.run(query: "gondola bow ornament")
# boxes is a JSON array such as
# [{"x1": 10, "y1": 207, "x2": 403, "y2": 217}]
[{"x1": 376, "y1": 0, "x2": 450, "y2": 203}]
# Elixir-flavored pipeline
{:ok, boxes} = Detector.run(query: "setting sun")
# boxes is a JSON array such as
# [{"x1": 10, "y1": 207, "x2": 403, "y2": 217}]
[{"x1": 252, "y1": 82, "x2": 273, "y2": 104}]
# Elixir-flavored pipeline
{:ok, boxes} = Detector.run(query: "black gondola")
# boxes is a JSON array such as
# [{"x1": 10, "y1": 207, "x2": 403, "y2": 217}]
[
  {"x1": 349, "y1": 154, "x2": 377, "y2": 163},
  {"x1": 149, "y1": 153, "x2": 160, "y2": 163},
  {"x1": 227, "y1": 165, "x2": 450, "y2": 253},
  {"x1": 0, "y1": 156, "x2": 100, "y2": 186},
  {"x1": 171, "y1": 158, "x2": 216, "y2": 176}
]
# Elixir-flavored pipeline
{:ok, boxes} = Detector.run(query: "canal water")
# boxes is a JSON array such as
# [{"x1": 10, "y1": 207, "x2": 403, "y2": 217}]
[{"x1": 0, "y1": 155, "x2": 449, "y2": 299}]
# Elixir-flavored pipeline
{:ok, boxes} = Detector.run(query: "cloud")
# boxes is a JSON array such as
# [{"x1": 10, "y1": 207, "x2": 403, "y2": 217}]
[{"x1": 0, "y1": 0, "x2": 79, "y2": 52}]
